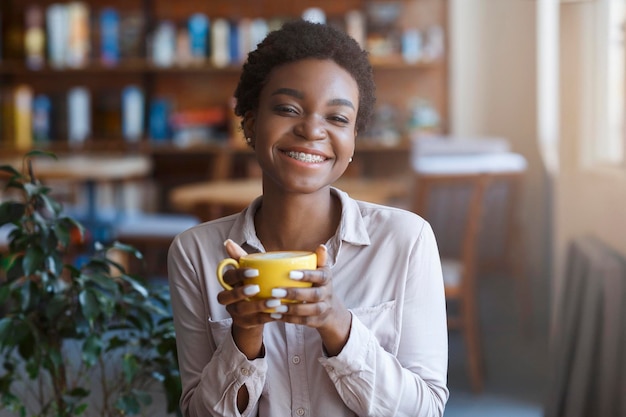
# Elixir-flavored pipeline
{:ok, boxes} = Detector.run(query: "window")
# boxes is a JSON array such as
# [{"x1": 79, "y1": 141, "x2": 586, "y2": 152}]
[{"x1": 594, "y1": 0, "x2": 626, "y2": 166}]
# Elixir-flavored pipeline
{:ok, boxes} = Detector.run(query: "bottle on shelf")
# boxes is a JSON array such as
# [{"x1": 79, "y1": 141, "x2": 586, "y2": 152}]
[
  {"x1": 99, "y1": 8, "x2": 120, "y2": 67},
  {"x1": 67, "y1": 87, "x2": 91, "y2": 145},
  {"x1": 122, "y1": 86, "x2": 144, "y2": 143},
  {"x1": 24, "y1": 5, "x2": 45, "y2": 70}
]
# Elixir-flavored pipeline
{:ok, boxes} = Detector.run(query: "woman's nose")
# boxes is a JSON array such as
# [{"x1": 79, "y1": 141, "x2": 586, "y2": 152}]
[{"x1": 294, "y1": 115, "x2": 327, "y2": 140}]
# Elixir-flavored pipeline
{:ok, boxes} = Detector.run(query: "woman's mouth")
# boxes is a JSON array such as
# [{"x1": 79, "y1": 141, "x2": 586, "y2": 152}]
[{"x1": 284, "y1": 151, "x2": 327, "y2": 163}]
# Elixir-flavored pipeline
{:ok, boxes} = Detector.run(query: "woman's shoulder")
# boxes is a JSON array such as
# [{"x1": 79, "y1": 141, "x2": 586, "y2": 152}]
[
  {"x1": 354, "y1": 200, "x2": 432, "y2": 238},
  {"x1": 356, "y1": 200, "x2": 425, "y2": 224},
  {"x1": 172, "y1": 213, "x2": 239, "y2": 247}
]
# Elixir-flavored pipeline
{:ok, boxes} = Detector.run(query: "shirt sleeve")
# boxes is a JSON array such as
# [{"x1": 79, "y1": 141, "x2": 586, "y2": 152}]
[
  {"x1": 167, "y1": 235, "x2": 268, "y2": 417},
  {"x1": 318, "y1": 221, "x2": 449, "y2": 417}
]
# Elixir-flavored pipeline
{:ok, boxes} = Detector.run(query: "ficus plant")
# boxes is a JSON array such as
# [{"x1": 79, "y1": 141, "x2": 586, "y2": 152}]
[{"x1": 0, "y1": 151, "x2": 181, "y2": 417}]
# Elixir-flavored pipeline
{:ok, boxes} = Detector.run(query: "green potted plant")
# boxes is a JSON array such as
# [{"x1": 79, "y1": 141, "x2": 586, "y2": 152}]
[{"x1": 0, "y1": 151, "x2": 181, "y2": 416}]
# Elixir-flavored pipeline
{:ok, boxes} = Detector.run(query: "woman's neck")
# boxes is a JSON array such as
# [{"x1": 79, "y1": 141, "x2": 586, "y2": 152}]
[{"x1": 254, "y1": 186, "x2": 341, "y2": 252}]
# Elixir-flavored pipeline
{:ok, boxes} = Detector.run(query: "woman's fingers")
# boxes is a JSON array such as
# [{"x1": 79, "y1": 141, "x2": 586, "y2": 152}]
[
  {"x1": 224, "y1": 238, "x2": 248, "y2": 260},
  {"x1": 217, "y1": 284, "x2": 260, "y2": 305},
  {"x1": 315, "y1": 244, "x2": 328, "y2": 268},
  {"x1": 222, "y1": 266, "x2": 259, "y2": 287}
]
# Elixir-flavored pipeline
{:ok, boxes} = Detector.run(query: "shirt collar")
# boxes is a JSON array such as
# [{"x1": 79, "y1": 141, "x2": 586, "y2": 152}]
[{"x1": 227, "y1": 187, "x2": 371, "y2": 265}]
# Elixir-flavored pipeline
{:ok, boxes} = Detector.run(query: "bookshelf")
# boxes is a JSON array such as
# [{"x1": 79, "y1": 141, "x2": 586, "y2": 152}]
[{"x1": 0, "y1": 0, "x2": 448, "y2": 210}]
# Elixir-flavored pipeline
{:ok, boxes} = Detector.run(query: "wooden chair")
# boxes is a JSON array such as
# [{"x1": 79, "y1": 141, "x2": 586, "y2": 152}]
[{"x1": 410, "y1": 152, "x2": 528, "y2": 393}]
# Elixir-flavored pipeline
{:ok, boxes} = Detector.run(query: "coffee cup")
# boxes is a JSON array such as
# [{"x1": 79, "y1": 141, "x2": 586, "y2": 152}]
[{"x1": 216, "y1": 251, "x2": 316, "y2": 302}]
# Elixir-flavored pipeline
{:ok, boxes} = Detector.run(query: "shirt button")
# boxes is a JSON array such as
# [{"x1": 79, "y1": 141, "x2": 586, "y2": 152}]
[
  {"x1": 296, "y1": 408, "x2": 305, "y2": 416},
  {"x1": 241, "y1": 368, "x2": 250, "y2": 376},
  {"x1": 292, "y1": 355, "x2": 301, "y2": 365}
]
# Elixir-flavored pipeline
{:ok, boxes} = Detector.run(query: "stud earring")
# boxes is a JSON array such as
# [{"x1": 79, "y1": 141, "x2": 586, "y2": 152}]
[
  {"x1": 349, "y1": 157, "x2": 353, "y2": 163},
  {"x1": 245, "y1": 137, "x2": 252, "y2": 145}
]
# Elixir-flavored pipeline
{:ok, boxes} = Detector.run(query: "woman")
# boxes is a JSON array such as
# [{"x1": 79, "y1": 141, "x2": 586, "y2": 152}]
[{"x1": 167, "y1": 19, "x2": 448, "y2": 417}]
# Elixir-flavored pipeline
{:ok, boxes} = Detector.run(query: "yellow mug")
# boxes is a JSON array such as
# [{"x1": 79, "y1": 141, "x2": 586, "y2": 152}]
[{"x1": 216, "y1": 251, "x2": 316, "y2": 302}]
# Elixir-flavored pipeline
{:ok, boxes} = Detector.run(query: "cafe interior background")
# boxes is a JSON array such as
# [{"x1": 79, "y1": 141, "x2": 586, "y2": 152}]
[{"x1": 1, "y1": 0, "x2": 625, "y2": 416}]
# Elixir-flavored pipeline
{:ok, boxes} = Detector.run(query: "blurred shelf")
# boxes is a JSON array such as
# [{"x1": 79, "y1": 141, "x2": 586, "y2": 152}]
[
  {"x1": 0, "y1": 138, "x2": 412, "y2": 157},
  {"x1": 0, "y1": 58, "x2": 443, "y2": 76}
]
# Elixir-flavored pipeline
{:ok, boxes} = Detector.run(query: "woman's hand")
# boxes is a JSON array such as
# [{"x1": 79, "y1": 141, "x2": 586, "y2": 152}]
[
  {"x1": 217, "y1": 239, "x2": 274, "y2": 359},
  {"x1": 270, "y1": 244, "x2": 352, "y2": 356}
]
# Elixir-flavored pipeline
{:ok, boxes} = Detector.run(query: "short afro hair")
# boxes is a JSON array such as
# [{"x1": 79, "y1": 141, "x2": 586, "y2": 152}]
[{"x1": 234, "y1": 19, "x2": 376, "y2": 134}]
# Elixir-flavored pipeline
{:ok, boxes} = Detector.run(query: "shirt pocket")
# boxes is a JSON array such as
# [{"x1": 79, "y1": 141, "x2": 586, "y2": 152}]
[
  {"x1": 208, "y1": 317, "x2": 233, "y2": 348},
  {"x1": 351, "y1": 300, "x2": 399, "y2": 354}
]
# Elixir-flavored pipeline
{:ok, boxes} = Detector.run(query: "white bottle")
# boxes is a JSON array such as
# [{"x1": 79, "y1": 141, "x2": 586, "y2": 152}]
[
  {"x1": 122, "y1": 86, "x2": 144, "y2": 143},
  {"x1": 151, "y1": 21, "x2": 176, "y2": 67},
  {"x1": 211, "y1": 18, "x2": 230, "y2": 68},
  {"x1": 302, "y1": 8, "x2": 326, "y2": 24},
  {"x1": 67, "y1": 87, "x2": 91, "y2": 145},
  {"x1": 249, "y1": 19, "x2": 268, "y2": 51},
  {"x1": 46, "y1": 4, "x2": 69, "y2": 68}
]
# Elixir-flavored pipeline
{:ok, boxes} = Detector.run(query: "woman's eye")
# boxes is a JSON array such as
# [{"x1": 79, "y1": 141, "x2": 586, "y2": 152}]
[
  {"x1": 275, "y1": 105, "x2": 298, "y2": 115},
  {"x1": 329, "y1": 115, "x2": 350, "y2": 124}
]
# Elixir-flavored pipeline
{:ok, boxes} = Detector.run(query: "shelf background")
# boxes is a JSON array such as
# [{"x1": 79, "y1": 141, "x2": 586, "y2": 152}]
[{"x1": 0, "y1": 0, "x2": 448, "y2": 211}]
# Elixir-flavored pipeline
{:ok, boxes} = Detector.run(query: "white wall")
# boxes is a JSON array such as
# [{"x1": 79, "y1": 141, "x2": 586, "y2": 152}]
[
  {"x1": 450, "y1": 0, "x2": 551, "y2": 296},
  {"x1": 555, "y1": 3, "x2": 626, "y2": 295}
]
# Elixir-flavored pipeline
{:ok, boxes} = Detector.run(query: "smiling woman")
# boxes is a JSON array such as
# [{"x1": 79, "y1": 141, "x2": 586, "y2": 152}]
[{"x1": 167, "y1": 19, "x2": 449, "y2": 417}]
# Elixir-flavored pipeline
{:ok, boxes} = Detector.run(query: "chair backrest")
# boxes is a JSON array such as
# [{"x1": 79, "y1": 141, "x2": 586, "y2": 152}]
[
  {"x1": 410, "y1": 152, "x2": 527, "y2": 263},
  {"x1": 411, "y1": 171, "x2": 491, "y2": 289}
]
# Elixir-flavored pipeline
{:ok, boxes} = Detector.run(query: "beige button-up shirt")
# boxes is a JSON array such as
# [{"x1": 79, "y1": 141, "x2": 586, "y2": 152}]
[{"x1": 167, "y1": 188, "x2": 449, "y2": 417}]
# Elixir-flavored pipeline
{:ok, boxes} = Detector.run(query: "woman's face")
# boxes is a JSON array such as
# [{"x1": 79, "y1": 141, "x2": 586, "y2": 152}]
[{"x1": 246, "y1": 58, "x2": 359, "y2": 194}]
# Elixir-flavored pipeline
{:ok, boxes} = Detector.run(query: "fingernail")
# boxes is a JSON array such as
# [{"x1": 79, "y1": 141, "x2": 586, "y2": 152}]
[
  {"x1": 270, "y1": 313, "x2": 283, "y2": 320},
  {"x1": 265, "y1": 299, "x2": 281, "y2": 308},
  {"x1": 244, "y1": 269, "x2": 259, "y2": 277},
  {"x1": 274, "y1": 305, "x2": 288, "y2": 313},
  {"x1": 243, "y1": 285, "x2": 260, "y2": 296},
  {"x1": 271, "y1": 288, "x2": 287, "y2": 298},
  {"x1": 223, "y1": 239, "x2": 233, "y2": 247},
  {"x1": 289, "y1": 271, "x2": 304, "y2": 280}
]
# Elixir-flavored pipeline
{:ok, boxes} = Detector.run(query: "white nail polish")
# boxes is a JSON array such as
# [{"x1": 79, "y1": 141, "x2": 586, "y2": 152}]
[
  {"x1": 289, "y1": 271, "x2": 304, "y2": 280},
  {"x1": 265, "y1": 299, "x2": 281, "y2": 308},
  {"x1": 243, "y1": 285, "x2": 260, "y2": 296},
  {"x1": 271, "y1": 288, "x2": 287, "y2": 298},
  {"x1": 270, "y1": 313, "x2": 282, "y2": 320},
  {"x1": 244, "y1": 269, "x2": 259, "y2": 278},
  {"x1": 274, "y1": 305, "x2": 288, "y2": 313}
]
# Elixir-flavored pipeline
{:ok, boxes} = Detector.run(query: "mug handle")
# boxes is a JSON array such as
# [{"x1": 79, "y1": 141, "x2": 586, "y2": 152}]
[{"x1": 216, "y1": 258, "x2": 239, "y2": 291}]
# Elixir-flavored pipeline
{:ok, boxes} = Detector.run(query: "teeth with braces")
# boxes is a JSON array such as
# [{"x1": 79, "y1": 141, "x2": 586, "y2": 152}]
[{"x1": 286, "y1": 151, "x2": 326, "y2": 163}]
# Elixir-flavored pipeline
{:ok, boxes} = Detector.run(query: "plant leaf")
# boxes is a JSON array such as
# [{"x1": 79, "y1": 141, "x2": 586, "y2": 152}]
[
  {"x1": 0, "y1": 165, "x2": 21, "y2": 177},
  {"x1": 44, "y1": 294, "x2": 68, "y2": 320},
  {"x1": 25, "y1": 150, "x2": 57, "y2": 160},
  {"x1": 81, "y1": 334, "x2": 103, "y2": 367},
  {"x1": 39, "y1": 193, "x2": 62, "y2": 216},
  {"x1": 122, "y1": 353, "x2": 139, "y2": 384},
  {"x1": 0, "y1": 202, "x2": 25, "y2": 227},
  {"x1": 111, "y1": 241, "x2": 144, "y2": 259},
  {"x1": 0, "y1": 318, "x2": 12, "y2": 347},
  {"x1": 79, "y1": 289, "x2": 100, "y2": 326},
  {"x1": 115, "y1": 393, "x2": 141, "y2": 415},
  {"x1": 22, "y1": 246, "x2": 44, "y2": 277},
  {"x1": 120, "y1": 275, "x2": 149, "y2": 298}
]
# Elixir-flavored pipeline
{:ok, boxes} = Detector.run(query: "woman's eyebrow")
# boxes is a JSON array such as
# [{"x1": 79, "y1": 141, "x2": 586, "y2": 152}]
[
  {"x1": 271, "y1": 88, "x2": 355, "y2": 110},
  {"x1": 271, "y1": 88, "x2": 303, "y2": 99},
  {"x1": 327, "y1": 98, "x2": 355, "y2": 110}
]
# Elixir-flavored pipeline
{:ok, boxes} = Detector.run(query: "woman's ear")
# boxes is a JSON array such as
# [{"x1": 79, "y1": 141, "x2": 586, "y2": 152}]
[{"x1": 242, "y1": 111, "x2": 256, "y2": 142}]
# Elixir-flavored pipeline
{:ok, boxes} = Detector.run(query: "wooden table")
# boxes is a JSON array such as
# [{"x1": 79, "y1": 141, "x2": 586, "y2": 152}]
[
  {"x1": 1, "y1": 154, "x2": 152, "y2": 241},
  {"x1": 169, "y1": 177, "x2": 409, "y2": 222}
]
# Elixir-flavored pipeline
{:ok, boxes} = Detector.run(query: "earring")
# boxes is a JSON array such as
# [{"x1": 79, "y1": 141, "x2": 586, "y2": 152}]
[
  {"x1": 349, "y1": 157, "x2": 353, "y2": 163},
  {"x1": 245, "y1": 137, "x2": 252, "y2": 145}
]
